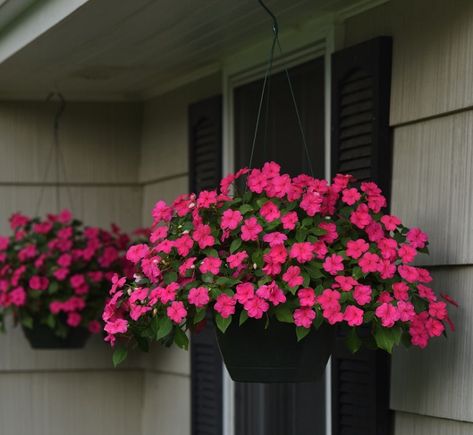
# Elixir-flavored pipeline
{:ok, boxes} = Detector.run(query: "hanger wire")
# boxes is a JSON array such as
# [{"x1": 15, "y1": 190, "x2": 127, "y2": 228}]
[
  {"x1": 248, "y1": 0, "x2": 314, "y2": 177},
  {"x1": 35, "y1": 93, "x2": 74, "y2": 215}
]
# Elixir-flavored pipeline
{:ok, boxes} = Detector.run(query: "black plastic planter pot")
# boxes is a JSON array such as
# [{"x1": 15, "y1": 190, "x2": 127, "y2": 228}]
[
  {"x1": 22, "y1": 323, "x2": 90, "y2": 349},
  {"x1": 216, "y1": 318, "x2": 335, "y2": 383}
]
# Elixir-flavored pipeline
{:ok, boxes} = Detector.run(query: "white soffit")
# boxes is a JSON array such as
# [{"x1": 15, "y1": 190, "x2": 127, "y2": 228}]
[{"x1": 0, "y1": 0, "x2": 388, "y2": 101}]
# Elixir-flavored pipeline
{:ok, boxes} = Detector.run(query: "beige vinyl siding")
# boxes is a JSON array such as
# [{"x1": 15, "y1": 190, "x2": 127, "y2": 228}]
[{"x1": 344, "y1": 0, "x2": 473, "y2": 432}]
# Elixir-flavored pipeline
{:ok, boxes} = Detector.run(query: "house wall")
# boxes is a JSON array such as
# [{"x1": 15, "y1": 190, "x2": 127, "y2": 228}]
[
  {"x1": 0, "y1": 101, "x2": 144, "y2": 435},
  {"x1": 344, "y1": 0, "x2": 473, "y2": 432},
  {"x1": 138, "y1": 73, "x2": 221, "y2": 435}
]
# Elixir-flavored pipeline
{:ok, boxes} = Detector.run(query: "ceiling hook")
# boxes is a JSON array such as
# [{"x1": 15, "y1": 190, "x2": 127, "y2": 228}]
[{"x1": 258, "y1": 0, "x2": 279, "y2": 37}]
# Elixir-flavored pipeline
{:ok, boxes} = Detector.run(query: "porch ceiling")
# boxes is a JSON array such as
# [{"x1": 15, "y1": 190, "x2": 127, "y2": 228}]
[{"x1": 0, "y1": 0, "x2": 368, "y2": 100}]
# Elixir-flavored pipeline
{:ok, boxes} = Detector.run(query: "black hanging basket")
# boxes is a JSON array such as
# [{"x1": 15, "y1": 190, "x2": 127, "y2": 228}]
[
  {"x1": 216, "y1": 317, "x2": 335, "y2": 383},
  {"x1": 22, "y1": 322, "x2": 90, "y2": 350}
]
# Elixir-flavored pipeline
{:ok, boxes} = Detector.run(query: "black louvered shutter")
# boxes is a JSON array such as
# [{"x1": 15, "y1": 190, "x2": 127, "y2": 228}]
[
  {"x1": 331, "y1": 36, "x2": 393, "y2": 435},
  {"x1": 189, "y1": 95, "x2": 223, "y2": 435}
]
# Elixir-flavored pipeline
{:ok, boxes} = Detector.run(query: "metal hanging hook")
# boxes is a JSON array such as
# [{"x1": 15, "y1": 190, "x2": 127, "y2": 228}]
[{"x1": 258, "y1": 0, "x2": 279, "y2": 37}]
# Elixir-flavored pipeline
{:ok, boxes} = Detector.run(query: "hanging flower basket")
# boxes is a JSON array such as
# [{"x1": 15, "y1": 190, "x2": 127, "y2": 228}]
[
  {"x1": 102, "y1": 162, "x2": 456, "y2": 382},
  {"x1": 216, "y1": 315, "x2": 334, "y2": 382},
  {"x1": 22, "y1": 319, "x2": 90, "y2": 349},
  {"x1": 0, "y1": 209, "x2": 135, "y2": 350}
]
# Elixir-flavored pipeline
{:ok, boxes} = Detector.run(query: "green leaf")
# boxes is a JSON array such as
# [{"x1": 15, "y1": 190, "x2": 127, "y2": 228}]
[
  {"x1": 364, "y1": 311, "x2": 375, "y2": 322},
  {"x1": 157, "y1": 317, "x2": 173, "y2": 340},
  {"x1": 301, "y1": 217, "x2": 313, "y2": 228},
  {"x1": 239, "y1": 310, "x2": 249, "y2": 326},
  {"x1": 373, "y1": 325, "x2": 402, "y2": 353},
  {"x1": 230, "y1": 239, "x2": 242, "y2": 253},
  {"x1": 239, "y1": 204, "x2": 254, "y2": 215},
  {"x1": 345, "y1": 328, "x2": 362, "y2": 353},
  {"x1": 215, "y1": 314, "x2": 232, "y2": 333},
  {"x1": 174, "y1": 329, "x2": 189, "y2": 350},
  {"x1": 193, "y1": 308, "x2": 206, "y2": 324},
  {"x1": 312, "y1": 227, "x2": 327, "y2": 236},
  {"x1": 274, "y1": 304, "x2": 293, "y2": 323},
  {"x1": 302, "y1": 272, "x2": 310, "y2": 287},
  {"x1": 112, "y1": 346, "x2": 128, "y2": 367},
  {"x1": 163, "y1": 271, "x2": 177, "y2": 285},
  {"x1": 203, "y1": 248, "x2": 219, "y2": 257},
  {"x1": 305, "y1": 264, "x2": 324, "y2": 279},
  {"x1": 251, "y1": 250, "x2": 263, "y2": 268},
  {"x1": 296, "y1": 326, "x2": 311, "y2": 342},
  {"x1": 201, "y1": 273, "x2": 214, "y2": 283},
  {"x1": 45, "y1": 314, "x2": 56, "y2": 329},
  {"x1": 21, "y1": 315, "x2": 33, "y2": 329},
  {"x1": 352, "y1": 266, "x2": 363, "y2": 280},
  {"x1": 313, "y1": 311, "x2": 324, "y2": 329},
  {"x1": 295, "y1": 229, "x2": 307, "y2": 242},
  {"x1": 48, "y1": 281, "x2": 59, "y2": 294}
]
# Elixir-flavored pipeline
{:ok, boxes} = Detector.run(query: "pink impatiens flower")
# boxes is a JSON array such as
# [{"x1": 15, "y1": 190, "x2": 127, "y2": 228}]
[
  {"x1": 393, "y1": 281, "x2": 409, "y2": 301},
  {"x1": 227, "y1": 251, "x2": 248, "y2": 269},
  {"x1": 341, "y1": 188, "x2": 361, "y2": 205},
  {"x1": 235, "y1": 282, "x2": 255, "y2": 304},
  {"x1": 375, "y1": 303, "x2": 399, "y2": 327},
  {"x1": 289, "y1": 242, "x2": 314, "y2": 263},
  {"x1": 126, "y1": 244, "x2": 149, "y2": 264},
  {"x1": 29, "y1": 275, "x2": 49, "y2": 291},
  {"x1": 350, "y1": 204, "x2": 372, "y2": 229},
  {"x1": 192, "y1": 224, "x2": 215, "y2": 249},
  {"x1": 256, "y1": 281, "x2": 286, "y2": 306},
  {"x1": 214, "y1": 294, "x2": 236, "y2": 318},
  {"x1": 282, "y1": 266, "x2": 304, "y2": 288},
  {"x1": 297, "y1": 288, "x2": 316, "y2": 307},
  {"x1": 381, "y1": 214, "x2": 401, "y2": 231},
  {"x1": 244, "y1": 296, "x2": 269, "y2": 319},
  {"x1": 323, "y1": 254, "x2": 344, "y2": 275},
  {"x1": 197, "y1": 190, "x2": 218, "y2": 208},
  {"x1": 188, "y1": 287, "x2": 210, "y2": 308},
  {"x1": 241, "y1": 217, "x2": 262, "y2": 241},
  {"x1": 221, "y1": 209, "x2": 243, "y2": 231},
  {"x1": 300, "y1": 191, "x2": 322, "y2": 216},
  {"x1": 293, "y1": 307, "x2": 316, "y2": 328},
  {"x1": 167, "y1": 301, "x2": 187, "y2": 324},
  {"x1": 104, "y1": 318, "x2": 128, "y2": 334},
  {"x1": 281, "y1": 212, "x2": 298, "y2": 230},
  {"x1": 358, "y1": 252, "x2": 380, "y2": 274},
  {"x1": 344, "y1": 305, "x2": 364, "y2": 326},
  {"x1": 346, "y1": 239, "x2": 369, "y2": 259},
  {"x1": 407, "y1": 227, "x2": 428, "y2": 249},
  {"x1": 260, "y1": 201, "x2": 281, "y2": 222},
  {"x1": 263, "y1": 232, "x2": 287, "y2": 247},
  {"x1": 199, "y1": 257, "x2": 222, "y2": 275},
  {"x1": 353, "y1": 285, "x2": 372, "y2": 305}
]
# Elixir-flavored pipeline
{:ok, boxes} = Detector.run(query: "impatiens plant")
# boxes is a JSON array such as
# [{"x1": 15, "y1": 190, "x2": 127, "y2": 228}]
[
  {"x1": 0, "y1": 209, "x2": 134, "y2": 340},
  {"x1": 103, "y1": 162, "x2": 456, "y2": 364}
]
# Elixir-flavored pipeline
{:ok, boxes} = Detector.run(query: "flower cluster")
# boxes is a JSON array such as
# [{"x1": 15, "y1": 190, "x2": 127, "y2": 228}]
[
  {"x1": 0, "y1": 209, "x2": 135, "y2": 338},
  {"x1": 103, "y1": 162, "x2": 455, "y2": 358}
]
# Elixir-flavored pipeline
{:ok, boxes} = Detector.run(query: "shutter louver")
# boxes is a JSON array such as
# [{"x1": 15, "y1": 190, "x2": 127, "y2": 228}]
[
  {"x1": 189, "y1": 95, "x2": 223, "y2": 435},
  {"x1": 331, "y1": 36, "x2": 393, "y2": 435}
]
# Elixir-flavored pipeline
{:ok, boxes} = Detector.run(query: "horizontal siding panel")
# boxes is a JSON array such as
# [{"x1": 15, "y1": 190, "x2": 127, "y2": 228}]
[
  {"x1": 141, "y1": 372, "x2": 190, "y2": 435},
  {"x1": 391, "y1": 111, "x2": 473, "y2": 265},
  {"x1": 0, "y1": 102, "x2": 141, "y2": 183},
  {"x1": 0, "y1": 371, "x2": 143, "y2": 435},
  {"x1": 391, "y1": 267, "x2": 470, "y2": 422},
  {"x1": 395, "y1": 412, "x2": 473, "y2": 435}
]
